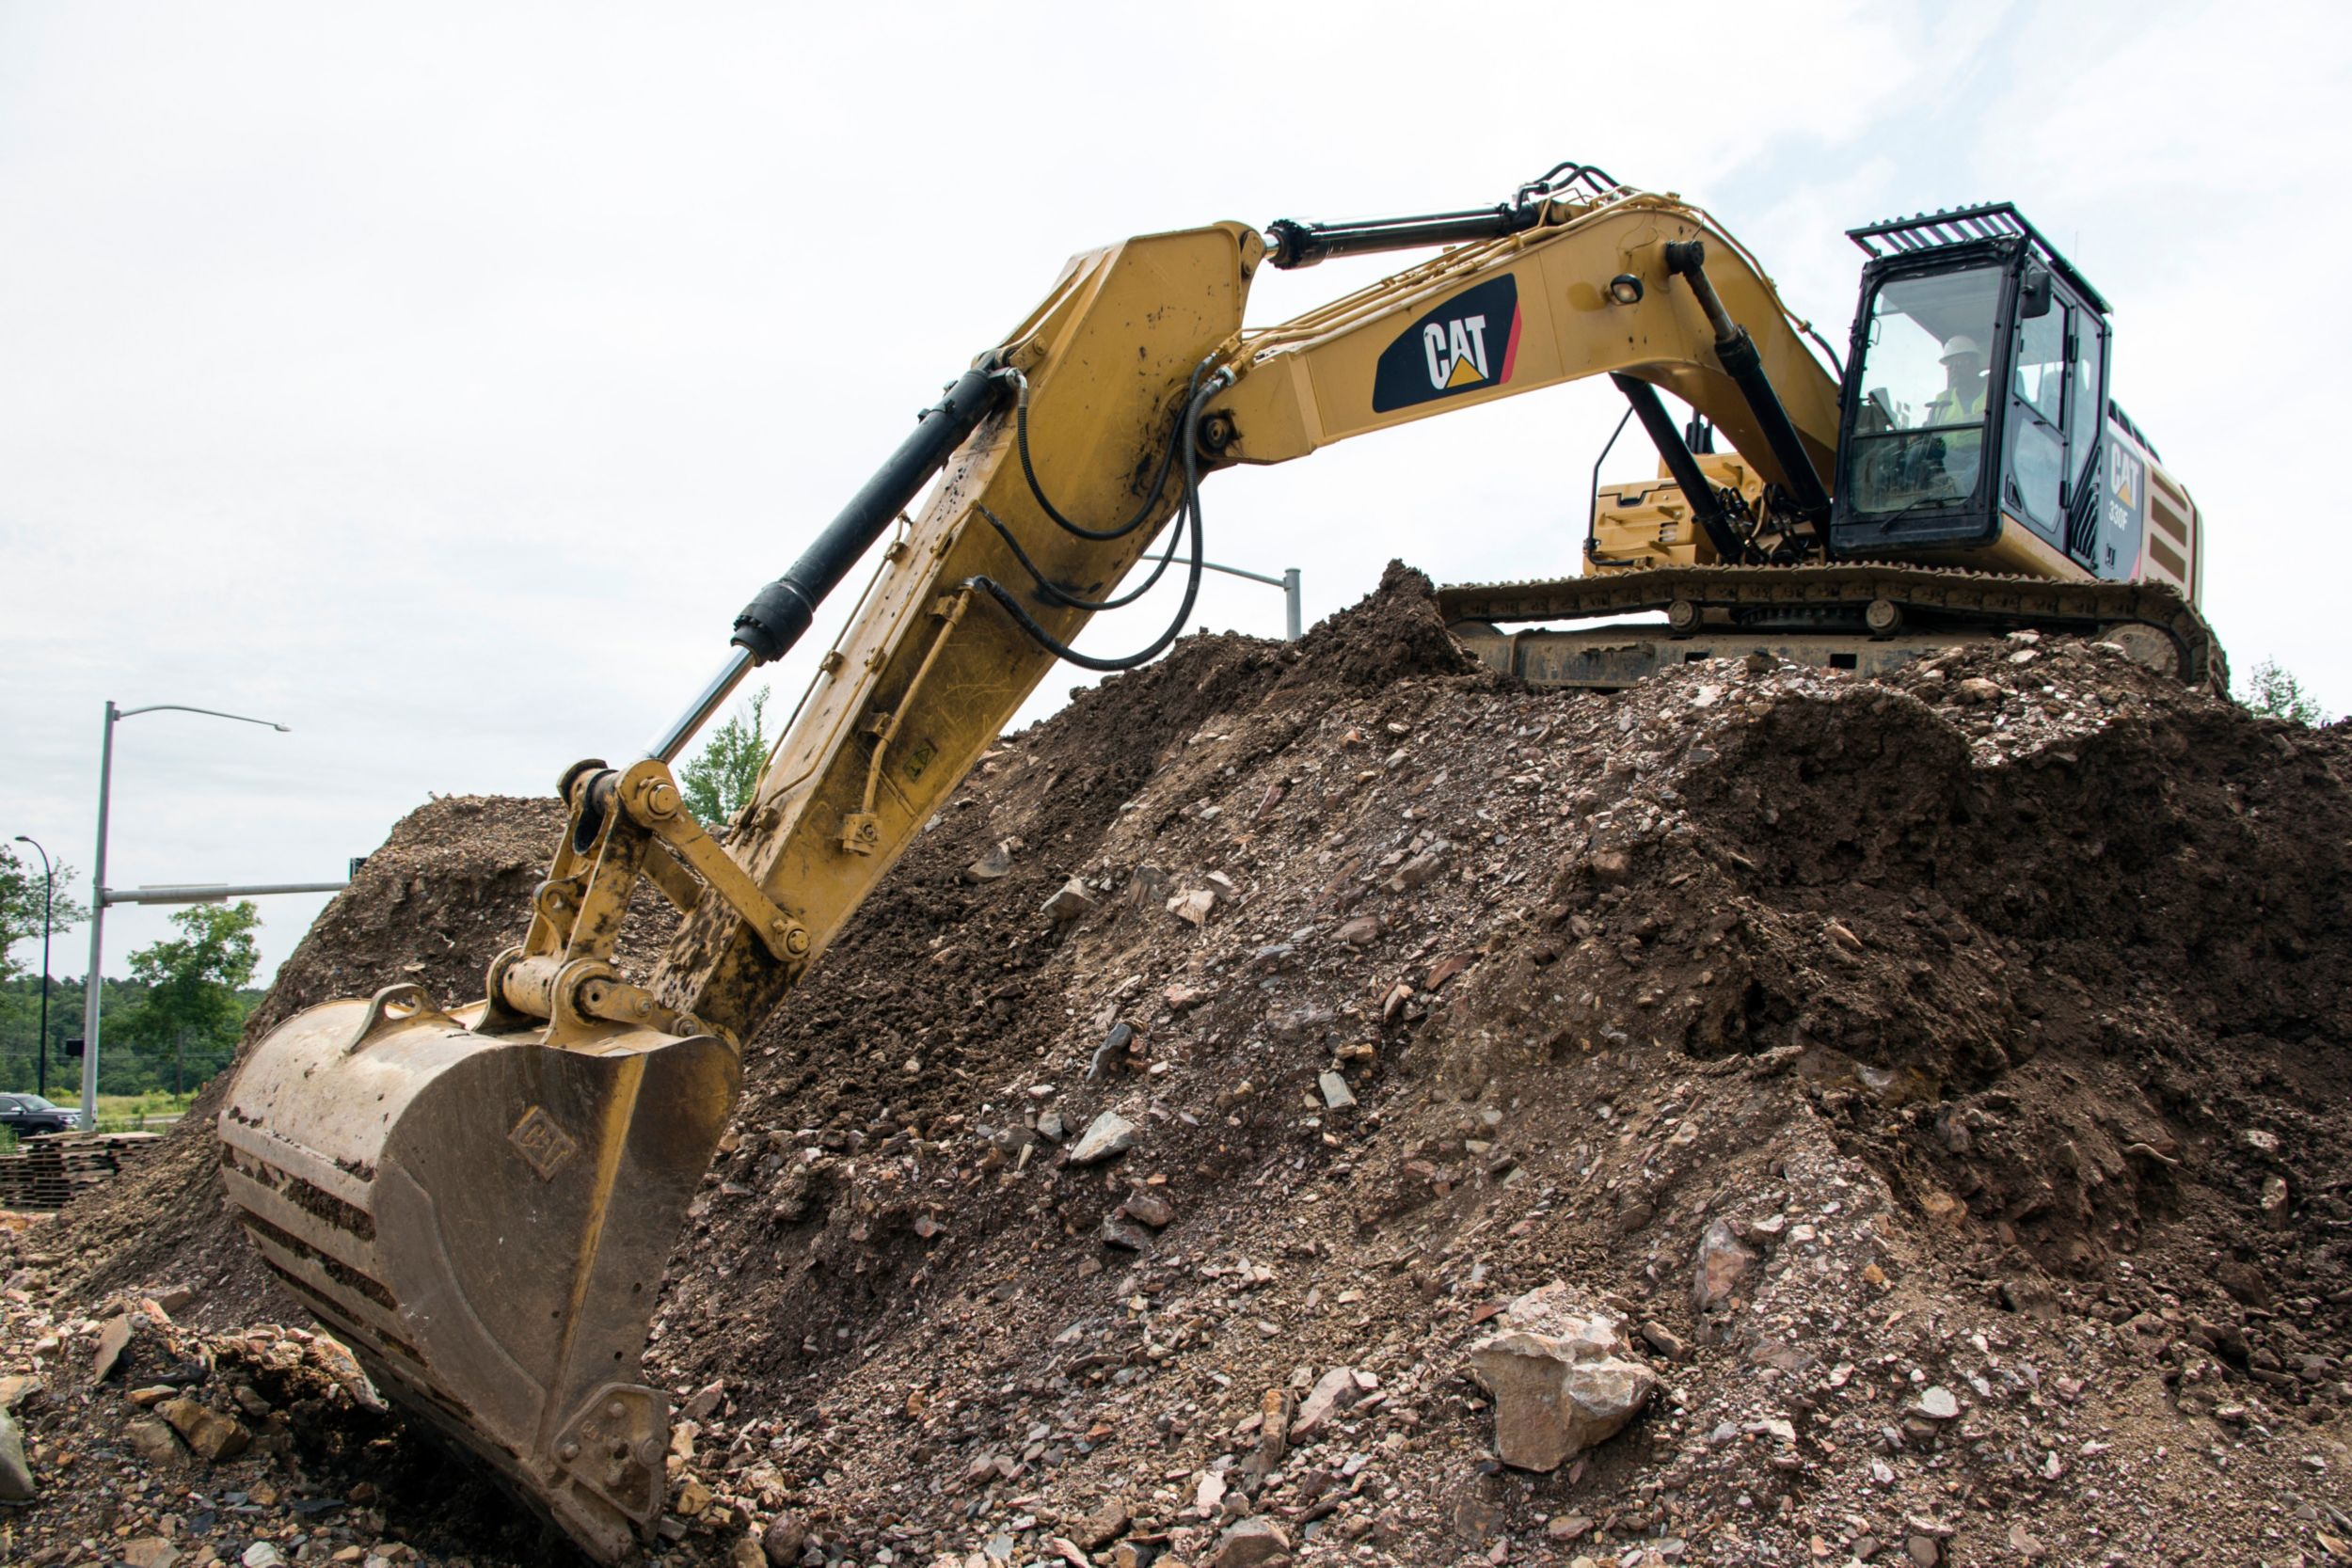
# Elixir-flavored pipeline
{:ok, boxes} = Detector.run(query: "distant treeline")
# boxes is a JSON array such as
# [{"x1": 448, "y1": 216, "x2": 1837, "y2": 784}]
[{"x1": 0, "y1": 973, "x2": 264, "y2": 1098}]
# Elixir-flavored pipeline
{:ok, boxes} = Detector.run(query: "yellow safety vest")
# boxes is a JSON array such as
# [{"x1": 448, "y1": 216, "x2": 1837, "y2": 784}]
[{"x1": 1927, "y1": 380, "x2": 1986, "y2": 427}]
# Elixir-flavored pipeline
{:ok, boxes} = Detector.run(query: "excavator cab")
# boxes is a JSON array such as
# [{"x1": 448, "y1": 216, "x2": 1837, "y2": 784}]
[{"x1": 1830, "y1": 204, "x2": 2120, "y2": 579}]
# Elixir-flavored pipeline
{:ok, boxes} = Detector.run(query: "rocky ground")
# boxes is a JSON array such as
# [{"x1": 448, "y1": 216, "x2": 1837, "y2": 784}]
[{"x1": 5, "y1": 567, "x2": 2350, "y2": 1568}]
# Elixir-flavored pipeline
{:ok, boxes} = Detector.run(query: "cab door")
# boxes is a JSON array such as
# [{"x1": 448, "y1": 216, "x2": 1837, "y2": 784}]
[
  {"x1": 2001, "y1": 276, "x2": 2111, "y2": 570},
  {"x1": 2063, "y1": 309, "x2": 2113, "y2": 573}
]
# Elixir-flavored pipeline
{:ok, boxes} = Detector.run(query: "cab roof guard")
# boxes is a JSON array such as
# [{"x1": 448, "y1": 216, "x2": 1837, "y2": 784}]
[{"x1": 1847, "y1": 201, "x2": 2108, "y2": 314}]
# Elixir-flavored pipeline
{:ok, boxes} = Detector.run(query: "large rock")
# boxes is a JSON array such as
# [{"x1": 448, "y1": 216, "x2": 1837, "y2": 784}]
[
  {"x1": 1209, "y1": 1515, "x2": 1291, "y2": 1568},
  {"x1": 1041, "y1": 879, "x2": 1098, "y2": 923},
  {"x1": 1067, "y1": 1112, "x2": 1137, "y2": 1165},
  {"x1": 1287, "y1": 1367, "x2": 1360, "y2": 1442},
  {"x1": 1167, "y1": 888, "x2": 1216, "y2": 927},
  {"x1": 0, "y1": 1406, "x2": 33, "y2": 1502},
  {"x1": 123, "y1": 1416, "x2": 186, "y2": 1467},
  {"x1": 759, "y1": 1512, "x2": 809, "y2": 1566},
  {"x1": 1467, "y1": 1283, "x2": 1659, "y2": 1471},
  {"x1": 1070, "y1": 1497, "x2": 1131, "y2": 1552},
  {"x1": 158, "y1": 1396, "x2": 250, "y2": 1462},
  {"x1": 1121, "y1": 1191, "x2": 1174, "y2": 1228},
  {"x1": 1692, "y1": 1217, "x2": 1757, "y2": 1312},
  {"x1": 92, "y1": 1314, "x2": 135, "y2": 1382}
]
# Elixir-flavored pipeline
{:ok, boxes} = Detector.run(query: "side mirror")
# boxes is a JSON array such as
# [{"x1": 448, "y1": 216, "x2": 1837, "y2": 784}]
[{"x1": 2021, "y1": 267, "x2": 2054, "y2": 319}]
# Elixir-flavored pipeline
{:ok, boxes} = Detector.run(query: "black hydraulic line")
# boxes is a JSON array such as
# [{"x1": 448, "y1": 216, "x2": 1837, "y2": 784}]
[
  {"x1": 1661, "y1": 240, "x2": 1835, "y2": 521},
  {"x1": 967, "y1": 374, "x2": 1224, "y2": 673},
  {"x1": 967, "y1": 490, "x2": 1202, "y2": 673},
  {"x1": 1609, "y1": 373, "x2": 1748, "y2": 565},
  {"x1": 1514, "y1": 159, "x2": 1621, "y2": 205},
  {"x1": 1582, "y1": 404, "x2": 1644, "y2": 568},
  {"x1": 1011, "y1": 363, "x2": 1203, "y2": 542},
  {"x1": 730, "y1": 366, "x2": 1006, "y2": 664},
  {"x1": 986, "y1": 362, "x2": 1215, "y2": 608},
  {"x1": 974, "y1": 501, "x2": 1185, "y2": 613},
  {"x1": 1802, "y1": 322, "x2": 1846, "y2": 380}
]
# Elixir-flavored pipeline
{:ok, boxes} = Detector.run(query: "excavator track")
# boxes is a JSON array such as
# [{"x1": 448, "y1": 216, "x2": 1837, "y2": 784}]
[{"x1": 1437, "y1": 564, "x2": 2225, "y2": 693}]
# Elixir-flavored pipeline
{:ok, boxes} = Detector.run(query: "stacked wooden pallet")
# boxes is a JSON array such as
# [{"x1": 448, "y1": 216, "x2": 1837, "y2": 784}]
[{"x1": 0, "y1": 1131, "x2": 161, "y2": 1211}]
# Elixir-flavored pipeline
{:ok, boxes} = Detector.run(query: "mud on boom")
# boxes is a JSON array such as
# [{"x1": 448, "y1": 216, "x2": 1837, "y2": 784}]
[{"x1": 219, "y1": 159, "x2": 2216, "y2": 1559}]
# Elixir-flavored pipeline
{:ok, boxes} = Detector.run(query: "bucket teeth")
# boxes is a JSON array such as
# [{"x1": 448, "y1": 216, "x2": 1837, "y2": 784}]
[{"x1": 219, "y1": 991, "x2": 738, "y2": 1563}]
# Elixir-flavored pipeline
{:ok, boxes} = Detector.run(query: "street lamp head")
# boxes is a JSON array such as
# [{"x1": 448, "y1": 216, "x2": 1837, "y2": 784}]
[{"x1": 115, "y1": 703, "x2": 291, "y2": 730}]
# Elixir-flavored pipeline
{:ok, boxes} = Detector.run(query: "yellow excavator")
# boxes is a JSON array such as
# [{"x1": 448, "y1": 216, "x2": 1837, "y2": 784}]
[{"x1": 217, "y1": 162, "x2": 2215, "y2": 1560}]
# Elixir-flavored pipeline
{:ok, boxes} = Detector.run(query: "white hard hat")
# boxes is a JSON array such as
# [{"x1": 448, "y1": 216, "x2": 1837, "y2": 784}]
[{"x1": 1939, "y1": 334, "x2": 1983, "y2": 362}]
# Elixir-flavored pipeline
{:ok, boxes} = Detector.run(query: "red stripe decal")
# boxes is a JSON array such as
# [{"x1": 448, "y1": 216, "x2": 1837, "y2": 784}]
[{"x1": 1501, "y1": 304, "x2": 1523, "y2": 384}]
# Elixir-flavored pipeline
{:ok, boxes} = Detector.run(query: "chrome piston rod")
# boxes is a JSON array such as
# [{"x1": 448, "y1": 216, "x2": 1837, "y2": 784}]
[{"x1": 645, "y1": 645, "x2": 756, "y2": 765}]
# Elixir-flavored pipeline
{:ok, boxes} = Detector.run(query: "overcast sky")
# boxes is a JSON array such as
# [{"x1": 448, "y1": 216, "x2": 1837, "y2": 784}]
[{"x1": 5, "y1": 0, "x2": 2345, "y2": 984}]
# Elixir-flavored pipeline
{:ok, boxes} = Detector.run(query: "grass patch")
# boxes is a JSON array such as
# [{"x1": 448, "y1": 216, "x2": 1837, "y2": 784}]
[
  {"x1": 89, "y1": 1091, "x2": 199, "y2": 1133},
  {"x1": 96, "y1": 1091, "x2": 196, "y2": 1119}
]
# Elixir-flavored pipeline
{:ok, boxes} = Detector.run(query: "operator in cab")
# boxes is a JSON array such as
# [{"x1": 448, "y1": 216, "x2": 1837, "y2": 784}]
[
  {"x1": 1927, "y1": 334, "x2": 1987, "y2": 426},
  {"x1": 1926, "y1": 333, "x2": 1988, "y2": 496}
]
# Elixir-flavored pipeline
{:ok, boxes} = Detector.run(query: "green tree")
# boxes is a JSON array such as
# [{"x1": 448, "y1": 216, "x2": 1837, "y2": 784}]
[
  {"x1": 678, "y1": 688, "x2": 771, "y2": 827},
  {"x1": 120, "y1": 901, "x2": 262, "y2": 1096},
  {"x1": 2239, "y1": 659, "x2": 2332, "y2": 727},
  {"x1": 1, "y1": 844, "x2": 89, "y2": 983}
]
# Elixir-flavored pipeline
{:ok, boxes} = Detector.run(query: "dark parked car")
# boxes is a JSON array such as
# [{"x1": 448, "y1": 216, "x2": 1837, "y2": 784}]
[{"x1": 0, "y1": 1092, "x2": 83, "y2": 1135}]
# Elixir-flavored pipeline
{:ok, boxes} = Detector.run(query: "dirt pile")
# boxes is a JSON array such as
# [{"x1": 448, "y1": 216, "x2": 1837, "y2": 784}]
[{"x1": 8, "y1": 566, "x2": 2352, "y2": 1568}]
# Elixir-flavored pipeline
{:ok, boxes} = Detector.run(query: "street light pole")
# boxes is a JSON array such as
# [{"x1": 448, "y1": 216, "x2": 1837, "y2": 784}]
[
  {"x1": 12, "y1": 835, "x2": 53, "y2": 1098},
  {"x1": 81, "y1": 701, "x2": 290, "y2": 1128},
  {"x1": 81, "y1": 704, "x2": 114, "y2": 1127},
  {"x1": 1192, "y1": 561, "x2": 1306, "y2": 642}
]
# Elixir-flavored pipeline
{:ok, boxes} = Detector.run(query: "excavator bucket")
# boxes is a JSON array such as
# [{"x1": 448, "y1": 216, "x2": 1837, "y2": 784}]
[{"x1": 217, "y1": 984, "x2": 739, "y2": 1562}]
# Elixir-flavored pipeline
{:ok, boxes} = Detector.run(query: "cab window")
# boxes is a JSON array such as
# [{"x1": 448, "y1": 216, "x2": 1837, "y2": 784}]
[
  {"x1": 2007, "y1": 302, "x2": 2068, "y2": 536},
  {"x1": 1842, "y1": 263, "x2": 2002, "y2": 514}
]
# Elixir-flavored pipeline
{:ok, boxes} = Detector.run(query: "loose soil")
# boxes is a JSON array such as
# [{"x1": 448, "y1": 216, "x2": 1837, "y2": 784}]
[{"x1": 7, "y1": 564, "x2": 2349, "y2": 1568}]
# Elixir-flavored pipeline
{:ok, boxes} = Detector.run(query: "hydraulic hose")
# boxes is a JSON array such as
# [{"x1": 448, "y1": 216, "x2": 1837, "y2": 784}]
[
  {"x1": 983, "y1": 359, "x2": 1215, "y2": 611},
  {"x1": 968, "y1": 369, "x2": 1226, "y2": 673},
  {"x1": 1010, "y1": 363, "x2": 1201, "y2": 542},
  {"x1": 975, "y1": 502, "x2": 1187, "y2": 614}
]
